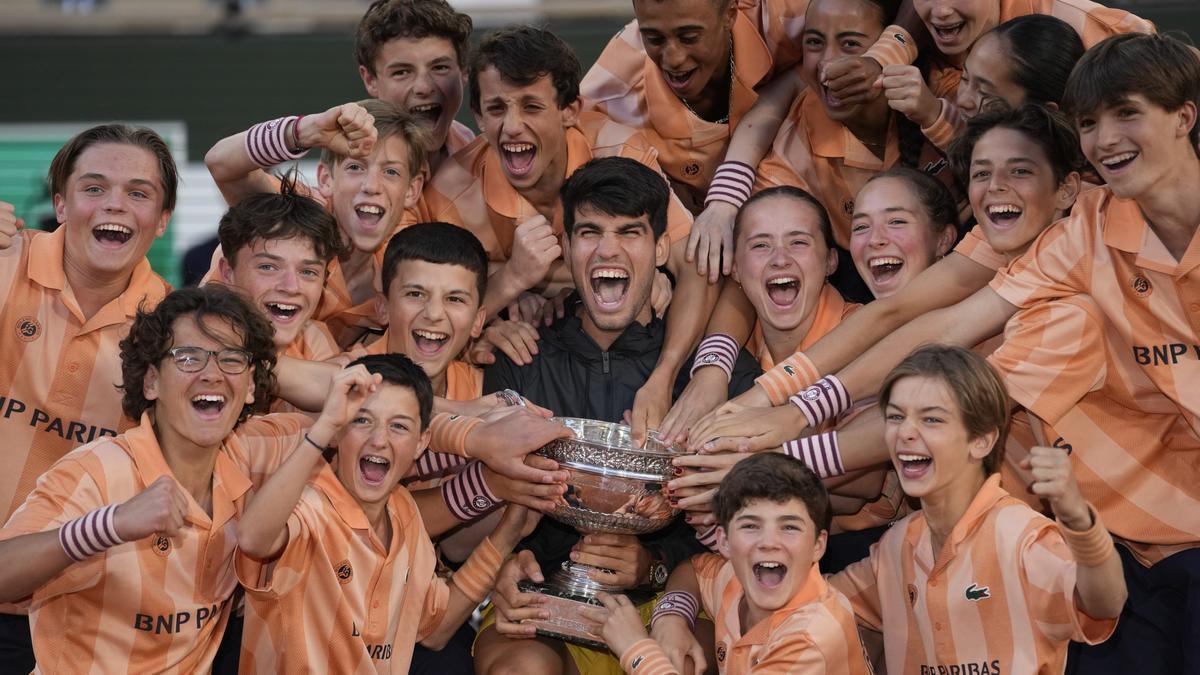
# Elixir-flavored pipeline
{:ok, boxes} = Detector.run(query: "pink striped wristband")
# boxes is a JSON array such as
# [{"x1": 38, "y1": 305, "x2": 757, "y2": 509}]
[
  {"x1": 782, "y1": 431, "x2": 845, "y2": 478},
  {"x1": 651, "y1": 591, "x2": 700, "y2": 630},
  {"x1": 788, "y1": 376, "x2": 851, "y2": 429},
  {"x1": 413, "y1": 450, "x2": 469, "y2": 480},
  {"x1": 441, "y1": 460, "x2": 501, "y2": 522},
  {"x1": 695, "y1": 524, "x2": 721, "y2": 553},
  {"x1": 690, "y1": 333, "x2": 739, "y2": 380},
  {"x1": 59, "y1": 504, "x2": 124, "y2": 562},
  {"x1": 245, "y1": 115, "x2": 308, "y2": 168},
  {"x1": 704, "y1": 161, "x2": 756, "y2": 209}
]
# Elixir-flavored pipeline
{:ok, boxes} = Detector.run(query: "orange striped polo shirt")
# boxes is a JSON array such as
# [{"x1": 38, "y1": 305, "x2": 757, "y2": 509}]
[
  {"x1": 237, "y1": 464, "x2": 502, "y2": 673},
  {"x1": 270, "y1": 320, "x2": 342, "y2": 414},
  {"x1": 830, "y1": 474, "x2": 1116, "y2": 674},
  {"x1": 0, "y1": 228, "x2": 169, "y2": 525},
  {"x1": 621, "y1": 553, "x2": 869, "y2": 674},
  {"x1": 989, "y1": 187, "x2": 1200, "y2": 563},
  {"x1": 0, "y1": 412, "x2": 309, "y2": 673},
  {"x1": 418, "y1": 111, "x2": 694, "y2": 263},
  {"x1": 581, "y1": 0, "x2": 808, "y2": 209}
]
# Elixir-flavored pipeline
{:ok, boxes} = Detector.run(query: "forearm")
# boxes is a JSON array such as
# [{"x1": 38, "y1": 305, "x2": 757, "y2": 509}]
[
  {"x1": 0, "y1": 530, "x2": 77, "y2": 603},
  {"x1": 237, "y1": 428, "x2": 330, "y2": 559},
  {"x1": 658, "y1": 245, "x2": 720, "y2": 381},
  {"x1": 723, "y1": 70, "x2": 802, "y2": 166},
  {"x1": 411, "y1": 485, "x2": 474, "y2": 539},
  {"x1": 1061, "y1": 507, "x2": 1127, "y2": 619},
  {"x1": 273, "y1": 356, "x2": 340, "y2": 412},
  {"x1": 702, "y1": 282, "x2": 757, "y2": 346},
  {"x1": 204, "y1": 131, "x2": 280, "y2": 206},
  {"x1": 483, "y1": 263, "x2": 529, "y2": 321},
  {"x1": 423, "y1": 535, "x2": 512, "y2": 649},
  {"x1": 665, "y1": 557, "x2": 700, "y2": 596}
]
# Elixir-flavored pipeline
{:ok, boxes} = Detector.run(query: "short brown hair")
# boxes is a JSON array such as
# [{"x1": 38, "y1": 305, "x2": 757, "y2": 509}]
[
  {"x1": 218, "y1": 173, "x2": 346, "y2": 267},
  {"x1": 734, "y1": 186, "x2": 833, "y2": 250},
  {"x1": 48, "y1": 123, "x2": 178, "y2": 213},
  {"x1": 355, "y1": 0, "x2": 473, "y2": 73},
  {"x1": 119, "y1": 286, "x2": 276, "y2": 424},
  {"x1": 713, "y1": 453, "x2": 831, "y2": 533},
  {"x1": 1063, "y1": 32, "x2": 1200, "y2": 150},
  {"x1": 879, "y1": 345, "x2": 1010, "y2": 475},
  {"x1": 469, "y1": 26, "x2": 580, "y2": 114},
  {"x1": 319, "y1": 99, "x2": 429, "y2": 176},
  {"x1": 948, "y1": 103, "x2": 1083, "y2": 188}
]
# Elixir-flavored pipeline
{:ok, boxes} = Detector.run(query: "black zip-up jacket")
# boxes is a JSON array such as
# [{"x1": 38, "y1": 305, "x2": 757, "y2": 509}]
[{"x1": 482, "y1": 302, "x2": 761, "y2": 588}]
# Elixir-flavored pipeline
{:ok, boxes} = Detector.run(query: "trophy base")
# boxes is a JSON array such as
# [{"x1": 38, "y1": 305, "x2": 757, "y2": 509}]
[{"x1": 516, "y1": 580, "x2": 608, "y2": 650}]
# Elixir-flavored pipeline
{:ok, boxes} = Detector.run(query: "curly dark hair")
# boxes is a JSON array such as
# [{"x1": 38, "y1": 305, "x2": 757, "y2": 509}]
[
  {"x1": 713, "y1": 453, "x2": 831, "y2": 533},
  {"x1": 119, "y1": 286, "x2": 277, "y2": 425},
  {"x1": 356, "y1": 0, "x2": 473, "y2": 73},
  {"x1": 218, "y1": 171, "x2": 347, "y2": 267}
]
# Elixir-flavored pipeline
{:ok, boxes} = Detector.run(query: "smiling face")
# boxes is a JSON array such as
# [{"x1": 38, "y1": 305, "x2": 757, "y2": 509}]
[
  {"x1": 565, "y1": 205, "x2": 669, "y2": 342},
  {"x1": 850, "y1": 177, "x2": 953, "y2": 299},
  {"x1": 142, "y1": 314, "x2": 257, "y2": 452},
  {"x1": 1077, "y1": 94, "x2": 1198, "y2": 202},
  {"x1": 333, "y1": 383, "x2": 430, "y2": 505},
  {"x1": 733, "y1": 195, "x2": 837, "y2": 335},
  {"x1": 634, "y1": 0, "x2": 735, "y2": 103},
  {"x1": 718, "y1": 497, "x2": 827, "y2": 627},
  {"x1": 884, "y1": 375, "x2": 995, "y2": 500},
  {"x1": 957, "y1": 32, "x2": 1025, "y2": 120},
  {"x1": 220, "y1": 236, "x2": 326, "y2": 350},
  {"x1": 318, "y1": 134, "x2": 422, "y2": 255},
  {"x1": 913, "y1": 0, "x2": 998, "y2": 58},
  {"x1": 54, "y1": 142, "x2": 171, "y2": 282},
  {"x1": 800, "y1": 0, "x2": 887, "y2": 121},
  {"x1": 475, "y1": 68, "x2": 580, "y2": 194},
  {"x1": 381, "y1": 259, "x2": 484, "y2": 390},
  {"x1": 968, "y1": 127, "x2": 1074, "y2": 258},
  {"x1": 361, "y1": 36, "x2": 466, "y2": 153}
]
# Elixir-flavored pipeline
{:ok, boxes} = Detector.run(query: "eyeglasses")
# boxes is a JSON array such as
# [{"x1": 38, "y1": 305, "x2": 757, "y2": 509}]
[{"x1": 165, "y1": 347, "x2": 253, "y2": 374}]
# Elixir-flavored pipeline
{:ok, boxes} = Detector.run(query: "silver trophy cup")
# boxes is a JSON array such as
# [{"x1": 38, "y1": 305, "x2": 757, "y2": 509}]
[{"x1": 516, "y1": 417, "x2": 683, "y2": 648}]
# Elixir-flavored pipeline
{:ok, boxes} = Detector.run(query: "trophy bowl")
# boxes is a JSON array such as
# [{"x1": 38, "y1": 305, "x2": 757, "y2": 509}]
[{"x1": 516, "y1": 417, "x2": 683, "y2": 648}]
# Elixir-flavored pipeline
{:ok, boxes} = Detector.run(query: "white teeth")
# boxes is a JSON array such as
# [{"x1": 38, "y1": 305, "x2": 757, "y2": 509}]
[
  {"x1": 410, "y1": 104, "x2": 437, "y2": 113},
  {"x1": 767, "y1": 277, "x2": 797, "y2": 286},
  {"x1": 356, "y1": 205, "x2": 384, "y2": 215},
  {"x1": 870, "y1": 257, "x2": 903, "y2": 268},
  {"x1": 502, "y1": 143, "x2": 534, "y2": 153},
  {"x1": 897, "y1": 453, "x2": 929, "y2": 462},
  {"x1": 95, "y1": 224, "x2": 132, "y2": 234},
  {"x1": 362, "y1": 456, "x2": 389, "y2": 465},
  {"x1": 267, "y1": 303, "x2": 299, "y2": 311},
  {"x1": 192, "y1": 394, "x2": 226, "y2": 403},
  {"x1": 1102, "y1": 152, "x2": 1137, "y2": 166},
  {"x1": 413, "y1": 329, "x2": 447, "y2": 340},
  {"x1": 756, "y1": 562, "x2": 783, "y2": 569},
  {"x1": 987, "y1": 204, "x2": 1022, "y2": 216},
  {"x1": 591, "y1": 269, "x2": 628, "y2": 280}
]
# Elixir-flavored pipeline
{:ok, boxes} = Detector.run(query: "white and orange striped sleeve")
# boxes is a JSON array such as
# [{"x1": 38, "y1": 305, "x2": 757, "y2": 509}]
[
  {"x1": 236, "y1": 507, "x2": 316, "y2": 599},
  {"x1": 1020, "y1": 523, "x2": 1117, "y2": 645},
  {"x1": 827, "y1": 550, "x2": 884, "y2": 632}
]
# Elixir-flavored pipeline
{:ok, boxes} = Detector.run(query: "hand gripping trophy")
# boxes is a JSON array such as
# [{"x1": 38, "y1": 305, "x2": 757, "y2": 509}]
[{"x1": 518, "y1": 417, "x2": 683, "y2": 648}]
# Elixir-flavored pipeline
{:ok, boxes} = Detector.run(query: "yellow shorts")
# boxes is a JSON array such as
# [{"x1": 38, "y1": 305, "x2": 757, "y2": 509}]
[{"x1": 475, "y1": 594, "x2": 658, "y2": 675}]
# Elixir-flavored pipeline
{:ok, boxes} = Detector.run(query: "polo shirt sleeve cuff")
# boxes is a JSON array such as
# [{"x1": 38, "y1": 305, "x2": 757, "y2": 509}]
[
  {"x1": 621, "y1": 638, "x2": 679, "y2": 674},
  {"x1": 450, "y1": 536, "x2": 504, "y2": 603}
]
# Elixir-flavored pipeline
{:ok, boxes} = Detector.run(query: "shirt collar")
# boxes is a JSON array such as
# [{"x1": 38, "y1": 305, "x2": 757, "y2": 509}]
[
  {"x1": 912, "y1": 473, "x2": 1007, "y2": 573},
  {"x1": 736, "y1": 565, "x2": 827, "y2": 646},
  {"x1": 481, "y1": 125, "x2": 594, "y2": 220},
  {"x1": 1100, "y1": 191, "x2": 1147, "y2": 255},
  {"x1": 802, "y1": 93, "x2": 899, "y2": 170},
  {"x1": 311, "y1": 465, "x2": 414, "y2": 555}
]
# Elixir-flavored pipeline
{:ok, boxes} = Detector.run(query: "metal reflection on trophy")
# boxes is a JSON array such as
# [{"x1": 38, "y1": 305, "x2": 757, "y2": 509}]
[{"x1": 516, "y1": 417, "x2": 683, "y2": 648}]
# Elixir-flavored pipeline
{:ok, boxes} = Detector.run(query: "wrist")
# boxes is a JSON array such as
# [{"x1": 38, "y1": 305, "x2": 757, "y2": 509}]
[
  {"x1": 915, "y1": 97, "x2": 942, "y2": 129},
  {"x1": 306, "y1": 421, "x2": 338, "y2": 449},
  {"x1": 294, "y1": 114, "x2": 320, "y2": 150},
  {"x1": 1056, "y1": 502, "x2": 1093, "y2": 532},
  {"x1": 62, "y1": 504, "x2": 125, "y2": 561}
]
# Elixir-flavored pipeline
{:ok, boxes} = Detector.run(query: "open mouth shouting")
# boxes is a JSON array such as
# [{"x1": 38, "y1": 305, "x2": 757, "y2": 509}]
[
  {"x1": 867, "y1": 256, "x2": 904, "y2": 286},
  {"x1": 93, "y1": 223, "x2": 134, "y2": 248},
  {"x1": 765, "y1": 274, "x2": 800, "y2": 308},
  {"x1": 753, "y1": 561, "x2": 788, "y2": 589},
  {"x1": 409, "y1": 102, "x2": 443, "y2": 127},
  {"x1": 896, "y1": 451, "x2": 933, "y2": 480},
  {"x1": 411, "y1": 328, "x2": 450, "y2": 357},
  {"x1": 191, "y1": 393, "x2": 227, "y2": 421},
  {"x1": 985, "y1": 203, "x2": 1023, "y2": 231},
  {"x1": 263, "y1": 301, "x2": 302, "y2": 323},
  {"x1": 501, "y1": 142, "x2": 537, "y2": 178},
  {"x1": 663, "y1": 68, "x2": 697, "y2": 95},
  {"x1": 354, "y1": 203, "x2": 386, "y2": 231},
  {"x1": 930, "y1": 20, "x2": 966, "y2": 46},
  {"x1": 590, "y1": 267, "x2": 630, "y2": 310},
  {"x1": 359, "y1": 454, "x2": 392, "y2": 487},
  {"x1": 1099, "y1": 151, "x2": 1138, "y2": 175}
]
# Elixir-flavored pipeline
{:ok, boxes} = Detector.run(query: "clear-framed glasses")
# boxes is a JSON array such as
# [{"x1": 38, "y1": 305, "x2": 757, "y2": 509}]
[{"x1": 165, "y1": 347, "x2": 253, "y2": 374}]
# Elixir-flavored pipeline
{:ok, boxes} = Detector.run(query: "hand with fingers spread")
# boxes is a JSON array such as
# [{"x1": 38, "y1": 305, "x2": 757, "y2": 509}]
[
  {"x1": 687, "y1": 200, "x2": 738, "y2": 283},
  {"x1": 492, "y1": 550, "x2": 550, "y2": 638},
  {"x1": 821, "y1": 56, "x2": 884, "y2": 107},
  {"x1": 658, "y1": 367, "x2": 729, "y2": 444},
  {"x1": 114, "y1": 475, "x2": 190, "y2": 541},
  {"x1": 483, "y1": 456, "x2": 568, "y2": 512},
  {"x1": 578, "y1": 592, "x2": 653, "y2": 662},
  {"x1": 688, "y1": 403, "x2": 808, "y2": 454},
  {"x1": 507, "y1": 292, "x2": 548, "y2": 326},
  {"x1": 879, "y1": 64, "x2": 941, "y2": 128},
  {"x1": 310, "y1": 365, "x2": 382, "y2": 441},
  {"x1": 449, "y1": 390, "x2": 552, "y2": 419},
  {"x1": 669, "y1": 451, "x2": 750, "y2": 513},
  {"x1": 508, "y1": 215, "x2": 562, "y2": 293},
  {"x1": 650, "y1": 270, "x2": 675, "y2": 316},
  {"x1": 651, "y1": 613, "x2": 707, "y2": 675},
  {"x1": 0, "y1": 201, "x2": 24, "y2": 251},
  {"x1": 466, "y1": 409, "x2": 573, "y2": 485},
  {"x1": 537, "y1": 287, "x2": 573, "y2": 327},
  {"x1": 476, "y1": 320, "x2": 541, "y2": 366},
  {"x1": 296, "y1": 102, "x2": 378, "y2": 158},
  {"x1": 571, "y1": 533, "x2": 651, "y2": 589},
  {"x1": 1022, "y1": 445, "x2": 1091, "y2": 530}
]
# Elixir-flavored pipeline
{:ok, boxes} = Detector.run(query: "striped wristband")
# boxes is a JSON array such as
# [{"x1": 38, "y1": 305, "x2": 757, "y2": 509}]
[
  {"x1": 245, "y1": 115, "x2": 308, "y2": 168},
  {"x1": 59, "y1": 504, "x2": 125, "y2": 562},
  {"x1": 695, "y1": 525, "x2": 721, "y2": 553},
  {"x1": 782, "y1": 431, "x2": 845, "y2": 478},
  {"x1": 651, "y1": 591, "x2": 700, "y2": 630},
  {"x1": 413, "y1": 450, "x2": 469, "y2": 480},
  {"x1": 441, "y1": 460, "x2": 502, "y2": 522},
  {"x1": 704, "y1": 161, "x2": 756, "y2": 209},
  {"x1": 690, "y1": 333, "x2": 739, "y2": 380},
  {"x1": 788, "y1": 376, "x2": 851, "y2": 428}
]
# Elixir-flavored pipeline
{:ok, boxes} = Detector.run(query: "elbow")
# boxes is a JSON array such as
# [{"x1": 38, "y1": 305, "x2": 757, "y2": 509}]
[
  {"x1": 203, "y1": 145, "x2": 235, "y2": 183},
  {"x1": 419, "y1": 631, "x2": 450, "y2": 651},
  {"x1": 235, "y1": 525, "x2": 270, "y2": 561},
  {"x1": 1099, "y1": 587, "x2": 1129, "y2": 619}
]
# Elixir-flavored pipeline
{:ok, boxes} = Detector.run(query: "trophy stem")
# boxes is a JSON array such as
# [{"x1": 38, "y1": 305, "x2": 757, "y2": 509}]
[{"x1": 548, "y1": 561, "x2": 622, "y2": 599}]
